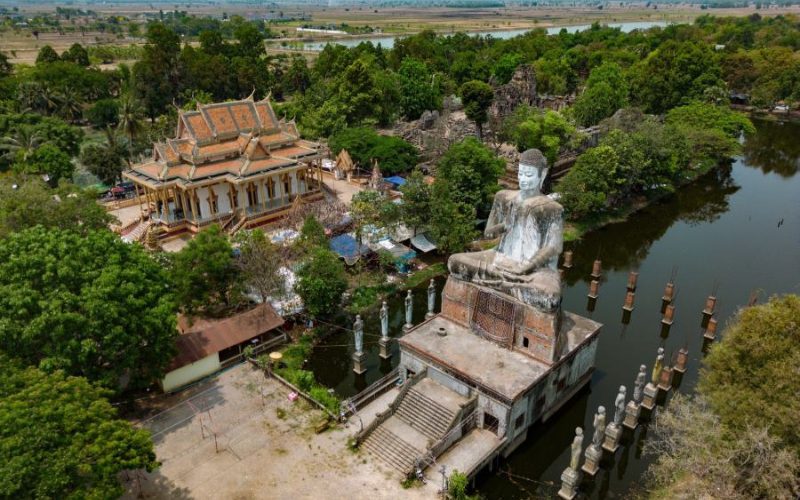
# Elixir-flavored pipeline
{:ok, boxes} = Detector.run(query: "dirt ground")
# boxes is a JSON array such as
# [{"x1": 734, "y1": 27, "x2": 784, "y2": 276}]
[{"x1": 122, "y1": 364, "x2": 437, "y2": 500}]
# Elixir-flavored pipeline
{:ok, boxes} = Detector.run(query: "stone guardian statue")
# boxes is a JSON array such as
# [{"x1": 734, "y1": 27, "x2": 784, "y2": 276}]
[
  {"x1": 570, "y1": 427, "x2": 584, "y2": 470},
  {"x1": 592, "y1": 406, "x2": 606, "y2": 448},
  {"x1": 353, "y1": 314, "x2": 364, "y2": 354},
  {"x1": 426, "y1": 279, "x2": 436, "y2": 318},
  {"x1": 447, "y1": 149, "x2": 563, "y2": 311},
  {"x1": 404, "y1": 290, "x2": 413, "y2": 331},
  {"x1": 613, "y1": 386, "x2": 627, "y2": 426},
  {"x1": 633, "y1": 364, "x2": 647, "y2": 403},
  {"x1": 380, "y1": 301, "x2": 389, "y2": 340}
]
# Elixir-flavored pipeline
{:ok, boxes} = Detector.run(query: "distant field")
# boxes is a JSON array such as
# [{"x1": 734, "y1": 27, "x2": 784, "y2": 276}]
[{"x1": 3, "y1": 3, "x2": 798, "y2": 64}]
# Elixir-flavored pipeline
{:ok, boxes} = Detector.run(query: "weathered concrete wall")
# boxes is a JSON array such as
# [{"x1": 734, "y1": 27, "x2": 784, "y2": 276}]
[{"x1": 162, "y1": 352, "x2": 221, "y2": 393}]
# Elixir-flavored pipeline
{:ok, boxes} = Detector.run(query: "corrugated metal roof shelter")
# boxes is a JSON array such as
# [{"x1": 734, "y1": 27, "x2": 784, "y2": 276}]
[
  {"x1": 330, "y1": 233, "x2": 371, "y2": 265},
  {"x1": 171, "y1": 303, "x2": 284, "y2": 371},
  {"x1": 410, "y1": 233, "x2": 437, "y2": 253}
]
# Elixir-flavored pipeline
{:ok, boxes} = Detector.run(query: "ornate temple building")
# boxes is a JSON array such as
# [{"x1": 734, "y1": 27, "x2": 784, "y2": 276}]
[{"x1": 123, "y1": 96, "x2": 324, "y2": 237}]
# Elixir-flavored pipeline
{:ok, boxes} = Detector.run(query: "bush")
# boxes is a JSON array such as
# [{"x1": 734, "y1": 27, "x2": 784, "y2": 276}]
[
  {"x1": 86, "y1": 98, "x2": 119, "y2": 128},
  {"x1": 328, "y1": 127, "x2": 419, "y2": 175}
]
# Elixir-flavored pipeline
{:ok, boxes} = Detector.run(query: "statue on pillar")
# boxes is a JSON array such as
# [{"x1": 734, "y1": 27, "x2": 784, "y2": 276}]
[
  {"x1": 591, "y1": 406, "x2": 606, "y2": 448},
  {"x1": 404, "y1": 290, "x2": 413, "y2": 330},
  {"x1": 426, "y1": 279, "x2": 436, "y2": 318},
  {"x1": 633, "y1": 365, "x2": 647, "y2": 403},
  {"x1": 353, "y1": 314, "x2": 364, "y2": 354},
  {"x1": 651, "y1": 347, "x2": 665, "y2": 384},
  {"x1": 613, "y1": 386, "x2": 627, "y2": 426},
  {"x1": 447, "y1": 149, "x2": 564, "y2": 311},
  {"x1": 380, "y1": 301, "x2": 389, "y2": 340},
  {"x1": 570, "y1": 427, "x2": 584, "y2": 470}
]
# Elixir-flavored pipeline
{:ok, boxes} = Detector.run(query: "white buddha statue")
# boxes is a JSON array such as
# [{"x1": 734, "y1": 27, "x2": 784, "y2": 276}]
[{"x1": 447, "y1": 149, "x2": 564, "y2": 311}]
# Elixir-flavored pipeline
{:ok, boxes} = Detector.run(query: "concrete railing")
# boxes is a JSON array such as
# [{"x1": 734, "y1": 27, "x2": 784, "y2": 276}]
[
  {"x1": 415, "y1": 395, "x2": 479, "y2": 472},
  {"x1": 341, "y1": 367, "x2": 400, "y2": 418},
  {"x1": 354, "y1": 368, "x2": 427, "y2": 446}
]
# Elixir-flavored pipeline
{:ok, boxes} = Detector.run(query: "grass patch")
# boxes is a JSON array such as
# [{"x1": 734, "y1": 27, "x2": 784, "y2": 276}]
[
  {"x1": 346, "y1": 282, "x2": 398, "y2": 314},
  {"x1": 402, "y1": 262, "x2": 447, "y2": 290},
  {"x1": 401, "y1": 477, "x2": 424, "y2": 489},
  {"x1": 263, "y1": 330, "x2": 341, "y2": 415}
]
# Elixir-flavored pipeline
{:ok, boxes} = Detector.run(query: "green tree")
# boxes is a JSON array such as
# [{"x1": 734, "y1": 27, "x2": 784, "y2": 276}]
[
  {"x1": 555, "y1": 145, "x2": 619, "y2": 219},
  {"x1": 459, "y1": 80, "x2": 494, "y2": 138},
  {"x1": 399, "y1": 169, "x2": 431, "y2": 235},
  {"x1": 504, "y1": 108, "x2": 578, "y2": 164},
  {"x1": 61, "y1": 43, "x2": 90, "y2": 66},
  {"x1": 492, "y1": 53, "x2": 523, "y2": 85},
  {"x1": 297, "y1": 214, "x2": 328, "y2": 252},
  {"x1": 700, "y1": 295, "x2": 800, "y2": 453},
  {"x1": 398, "y1": 58, "x2": 441, "y2": 120},
  {"x1": 427, "y1": 182, "x2": 477, "y2": 255},
  {"x1": 0, "y1": 177, "x2": 111, "y2": 238},
  {"x1": 572, "y1": 62, "x2": 628, "y2": 126},
  {"x1": 133, "y1": 22, "x2": 181, "y2": 119},
  {"x1": 171, "y1": 224, "x2": 240, "y2": 315},
  {"x1": 665, "y1": 103, "x2": 754, "y2": 165},
  {"x1": 295, "y1": 247, "x2": 347, "y2": 317},
  {"x1": 629, "y1": 40, "x2": 724, "y2": 114},
  {"x1": 35, "y1": 45, "x2": 60, "y2": 64},
  {"x1": 0, "y1": 358, "x2": 158, "y2": 499},
  {"x1": 435, "y1": 137, "x2": 504, "y2": 218},
  {"x1": 14, "y1": 143, "x2": 74, "y2": 186},
  {"x1": 117, "y1": 94, "x2": 146, "y2": 160},
  {"x1": 80, "y1": 129, "x2": 127, "y2": 185},
  {"x1": 328, "y1": 127, "x2": 419, "y2": 176},
  {"x1": 0, "y1": 51, "x2": 11, "y2": 78},
  {"x1": 0, "y1": 227, "x2": 176, "y2": 389},
  {"x1": 350, "y1": 189, "x2": 400, "y2": 243},
  {"x1": 86, "y1": 98, "x2": 120, "y2": 129},
  {"x1": 233, "y1": 229, "x2": 286, "y2": 304}
]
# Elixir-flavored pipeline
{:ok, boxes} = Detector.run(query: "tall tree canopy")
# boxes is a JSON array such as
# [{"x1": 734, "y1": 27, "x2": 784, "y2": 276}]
[
  {"x1": 295, "y1": 247, "x2": 347, "y2": 317},
  {"x1": 171, "y1": 224, "x2": 241, "y2": 315},
  {"x1": 572, "y1": 62, "x2": 628, "y2": 126},
  {"x1": 435, "y1": 137, "x2": 504, "y2": 218},
  {"x1": 0, "y1": 178, "x2": 111, "y2": 238},
  {"x1": 133, "y1": 22, "x2": 181, "y2": 119},
  {"x1": 0, "y1": 357, "x2": 158, "y2": 499},
  {"x1": 0, "y1": 227, "x2": 176, "y2": 389}
]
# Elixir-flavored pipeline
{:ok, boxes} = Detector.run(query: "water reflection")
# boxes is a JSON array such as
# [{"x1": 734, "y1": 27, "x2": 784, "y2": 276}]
[{"x1": 742, "y1": 119, "x2": 800, "y2": 178}]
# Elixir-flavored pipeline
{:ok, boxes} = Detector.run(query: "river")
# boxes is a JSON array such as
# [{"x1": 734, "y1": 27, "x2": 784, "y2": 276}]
[
  {"x1": 307, "y1": 117, "x2": 800, "y2": 497},
  {"x1": 279, "y1": 21, "x2": 670, "y2": 52}
]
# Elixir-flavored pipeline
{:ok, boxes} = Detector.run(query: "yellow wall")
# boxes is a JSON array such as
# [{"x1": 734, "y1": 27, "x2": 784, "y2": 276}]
[{"x1": 162, "y1": 353, "x2": 221, "y2": 393}]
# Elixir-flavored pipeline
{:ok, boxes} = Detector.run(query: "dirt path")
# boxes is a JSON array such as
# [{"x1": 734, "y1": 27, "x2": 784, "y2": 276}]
[{"x1": 122, "y1": 364, "x2": 436, "y2": 500}]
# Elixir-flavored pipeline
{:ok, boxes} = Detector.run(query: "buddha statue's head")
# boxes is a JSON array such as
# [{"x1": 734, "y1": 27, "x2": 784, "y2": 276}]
[{"x1": 518, "y1": 149, "x2": 549, "y2": 197}]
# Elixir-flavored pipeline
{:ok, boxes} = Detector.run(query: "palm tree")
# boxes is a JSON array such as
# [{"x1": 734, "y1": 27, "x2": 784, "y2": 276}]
[
  {"x1": 0, "y1": 127, "x2": 46, "y2": 165},
  {"x1": 117, "y1": 94, "x2": 145, "y2": 162},
  {"x1": 57, "y1": 86, "x2": 85, "y2": 124}
]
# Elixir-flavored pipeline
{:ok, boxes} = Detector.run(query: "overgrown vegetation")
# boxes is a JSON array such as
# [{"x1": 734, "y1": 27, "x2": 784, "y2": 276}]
[
  {"x1": 645, "y1": 295, "x2": 800, "y2": 499},
  {"x1": 268, "y1": 330, "x2": 340, "y2": 414}
]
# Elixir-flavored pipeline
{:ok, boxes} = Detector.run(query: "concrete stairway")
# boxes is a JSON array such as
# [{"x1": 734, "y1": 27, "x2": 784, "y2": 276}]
[
  {"x1": 395, "y1": 386, "x2": 458, "y2": 440},
  {"x1": 361, "y1": 377, "x2": 466, "y2": 474},
  {"x1": 362, "y1": 422, "x2": 424, "y2": 473},
  {"x1": 121, "y1": 220, "x2": 151, "y2": 243}
]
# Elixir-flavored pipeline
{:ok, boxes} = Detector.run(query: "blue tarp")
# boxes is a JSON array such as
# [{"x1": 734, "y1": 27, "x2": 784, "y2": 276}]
[
  {"x1": 384, "y1": 176, "x2": 407, "y2": 187},
  {"x1": 329, "y1": 234, "x2": 370, "y2": 263}
]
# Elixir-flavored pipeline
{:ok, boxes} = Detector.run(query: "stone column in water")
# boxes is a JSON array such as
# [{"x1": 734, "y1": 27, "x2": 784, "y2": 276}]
[
  {"x1": 352, "y1": 314, "x2": 366, "y2": 374},
  {"x1": 403, "y1": 289, "x2": 413, "y2": 331},
  {"x1": 582, "y1": 406, "x2": 605, "y2": 477},
  {"x1": 642, "y1": 348, "x2": 664, "y2": 411},
  {"x1": 603, "y1": 386, "x2": 626, "y2": 453},
  {"x1": 624, "y1": 365, "x2": 647, "y2": 430},
  {"x1": 426, "y1": 279, "x2": 436, "y2": 319},
  {"x1": 378, "y1": 301, "x2": 390, "y2": 359},
  {"x1": 559, "y1": 427, "x2": 584, "y2": 500}
]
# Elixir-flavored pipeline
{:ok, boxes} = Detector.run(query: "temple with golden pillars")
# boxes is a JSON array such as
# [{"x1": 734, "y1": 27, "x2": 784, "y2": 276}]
[{"x1": 123, "y1": 95, "x2": 324, "y2": 236}]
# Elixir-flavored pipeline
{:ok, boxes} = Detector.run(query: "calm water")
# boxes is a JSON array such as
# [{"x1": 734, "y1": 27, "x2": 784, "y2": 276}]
[
  {"x1": 283, "y1": 21, "x2": 669, "y2": 52},
  {"x1": 308, "y1": 118, "x2": 800, "y2": 497}
]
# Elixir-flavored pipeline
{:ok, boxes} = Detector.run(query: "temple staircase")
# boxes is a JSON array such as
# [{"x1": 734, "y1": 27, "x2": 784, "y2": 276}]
[
  {"x1": 360, "y1": 377, "x2": 469, "y2": 475},
  {"x1": 121, "y1": 219, "x2": 151, "y2": 244}
]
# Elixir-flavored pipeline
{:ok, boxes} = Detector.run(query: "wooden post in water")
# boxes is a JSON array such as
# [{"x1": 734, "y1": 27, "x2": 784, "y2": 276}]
[
  {"x1": 704, "y1": 317, "x2": 718, "y2": 341},
  {"x1": 662, "y1": 304, "x2": 675, "y2": 326},
  {"x1": 627, "y1": 271, "x2": 639, "y2": 291},
  {"x1": 562, "y1": 250, "x2": 573, "y2": 269},
  {"x1": 591, "y1": 259, "x2": 602, "y2": 279},
  {"x1": 623, "y1": 291, "x2": 636, "y2": 312},
  {"x1": 588, "y1": 280, "x2": 600, "y2": 299}
]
